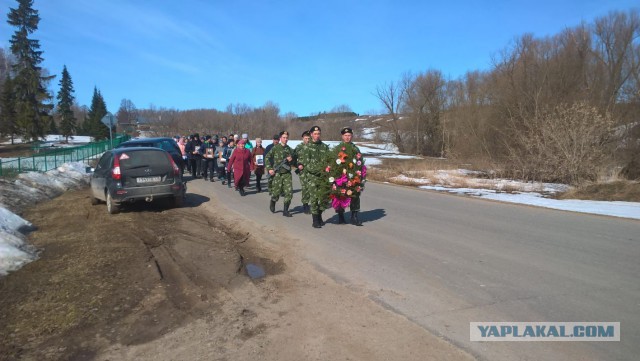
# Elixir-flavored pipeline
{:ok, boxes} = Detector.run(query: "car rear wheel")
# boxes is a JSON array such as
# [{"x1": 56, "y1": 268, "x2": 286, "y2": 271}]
[
  {"x1": 107, "y1": 193, "x2": 120, "y2": 214},
  {"x1": 173, "y1": 194, "x2": 184, "y2": 208}
]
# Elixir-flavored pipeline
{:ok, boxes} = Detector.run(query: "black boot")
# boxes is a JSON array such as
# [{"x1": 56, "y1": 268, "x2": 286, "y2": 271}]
[
  {"x1": 303, "y1": 204, "x2": 310, "y2": 214},
  {"x1": 351, "y1": 211, "x2": 363, "y2": 226},
  {"x1": 319, "y1": 212, "x2": 326, "y2": 226},
  {"x1": 338, "y1": 210, "x2": 346, "y2": 224},
  {"x1": 312, "y1": 214, "x2": 322, "y2": 228},
  {"x1": 283, "y1": 202, "x2": 293, "y2": 217},
  {"x1": 270, "y1": 199, "x2": 276, "y2": 213},
  {"x1": 240, "y1": 187, "x2": 246, "y2": 196}
]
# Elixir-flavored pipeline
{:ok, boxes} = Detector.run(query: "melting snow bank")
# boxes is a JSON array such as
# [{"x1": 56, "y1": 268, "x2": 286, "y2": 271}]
[
  {"x1": 421, "y1": 186, "x2": 640, "y2": 220},
  {"x1": 0, "y1": 208, "x2": 36, "y2": 276},
  {"x1": 0, "y1": 162, "x2": 90, "y2": 276}
]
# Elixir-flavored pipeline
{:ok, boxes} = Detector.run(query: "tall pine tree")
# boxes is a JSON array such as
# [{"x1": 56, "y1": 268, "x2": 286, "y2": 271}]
[
  {"x1": 56, "y1": 65, "x2": 76, "y2": 142},
  {"x1": 0, "y1": 75, "x2": 18, "y2": 144},
  {"x1": 7, "y1": 0, "x2": 54, "y2": 142},
  {"x1": 84, "y1": 87, "x2": 109, "y2": 140},
  {"x1": 47, "y1": 115, "x2": 57, "y2": 134}
]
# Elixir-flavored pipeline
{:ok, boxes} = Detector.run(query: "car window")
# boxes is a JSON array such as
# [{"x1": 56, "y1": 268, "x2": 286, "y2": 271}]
[
  {"x1": 95, "y1": 152, "x2": 112, "y2": 171},
  {"x1": 159, "y1": 140, "x2": 179, "y2": 153},
  {"x1": 118, "y1": 150, "x2": 171, "y2": 170}
]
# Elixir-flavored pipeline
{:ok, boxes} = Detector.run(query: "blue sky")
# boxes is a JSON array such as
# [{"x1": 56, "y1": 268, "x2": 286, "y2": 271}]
[{"x1": 1, "y1": 0, "x2": 637, "y2": 116}]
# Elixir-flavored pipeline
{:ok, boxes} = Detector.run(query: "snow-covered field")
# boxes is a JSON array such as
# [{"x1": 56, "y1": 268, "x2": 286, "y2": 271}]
[
  {"x1": 2, "y1": 135, "x2": 93, "y2": 146},
  {"x1": 1, "y1": 138, "x2": 639, "y2": 276}
]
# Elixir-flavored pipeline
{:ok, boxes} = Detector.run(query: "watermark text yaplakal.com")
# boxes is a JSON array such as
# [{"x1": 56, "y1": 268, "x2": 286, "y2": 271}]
[{"x1": 470, "y1": 322, "x2": 620, "y2": 341}]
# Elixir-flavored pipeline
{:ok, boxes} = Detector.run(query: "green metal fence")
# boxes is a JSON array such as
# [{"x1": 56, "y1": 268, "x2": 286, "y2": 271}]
[{"x1": 0, "y1": 135, "x2": 131, "y2": 177}]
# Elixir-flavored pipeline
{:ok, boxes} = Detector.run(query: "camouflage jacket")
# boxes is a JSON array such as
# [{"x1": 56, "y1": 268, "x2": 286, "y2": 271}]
[
  {"x1": 266, "y1": 143, "x2": 294, "y2": 173},
  {"x1": 294, "y1": 142, "x2": 308, "y2": 171},
  {"x1": 298, "y1": 140, "x2": 330, "y2": 176}
]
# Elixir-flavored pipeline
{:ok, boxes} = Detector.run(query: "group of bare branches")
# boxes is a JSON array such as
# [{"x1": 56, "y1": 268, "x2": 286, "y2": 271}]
[
  {"x1": 118, "y1": 101, "x2": 353, "y2": 143},
  {"x1": 375, "y1": 10, "x2": 640, "y2": 184}
]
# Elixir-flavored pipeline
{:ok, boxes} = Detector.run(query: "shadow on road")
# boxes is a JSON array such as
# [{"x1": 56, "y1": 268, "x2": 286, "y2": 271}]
[
  {"x1": 323, "y1": 208, "x2": 386, "y2": 224},
  {"x1": 359, "y1": 208, "x2": 386, "y2": 223},
  {"x1": 184, "y1": 193, "x2": 211, "y2": 207}
]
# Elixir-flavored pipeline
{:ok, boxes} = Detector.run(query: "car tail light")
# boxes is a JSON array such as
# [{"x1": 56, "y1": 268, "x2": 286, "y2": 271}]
[
  {"x1": 167, "y1": 153, "x2": 180, "y2": 176},
  {"x1": 112, "y1": 155, "x2": 122, "y2": 180}
]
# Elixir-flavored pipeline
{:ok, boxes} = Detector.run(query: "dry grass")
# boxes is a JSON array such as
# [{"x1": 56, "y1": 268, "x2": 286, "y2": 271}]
[
  {"x1": 367, "y1": 157, "x2": 493, "y2": 189},
  {"x1": 556, "y1": 181, "x2": 640, "y2": 202},
  {"x1": 367, "y1": 156, "x2": 639, "y2": 201}
]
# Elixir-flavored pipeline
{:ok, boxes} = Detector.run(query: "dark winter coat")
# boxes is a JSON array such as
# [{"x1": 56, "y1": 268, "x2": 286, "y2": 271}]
[{"x1": 251, "y1": 146, "x2": 265, "y2": 176}]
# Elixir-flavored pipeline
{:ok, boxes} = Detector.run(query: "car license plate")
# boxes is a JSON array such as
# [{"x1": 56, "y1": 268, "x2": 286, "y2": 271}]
[{"x1": 137, "y1": 176, "x2": 161, "y2": 183}]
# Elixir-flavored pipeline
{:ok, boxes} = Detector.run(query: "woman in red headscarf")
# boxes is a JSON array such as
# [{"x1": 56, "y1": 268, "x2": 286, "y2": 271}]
[{"x1": 227, "y1": 139, "x2": 252, "y2": 196}]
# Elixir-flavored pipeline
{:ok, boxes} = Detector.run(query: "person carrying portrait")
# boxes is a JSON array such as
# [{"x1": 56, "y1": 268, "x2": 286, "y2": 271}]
[{"x1": 251, "y1": 138, "x2": 266, "y2": 193}]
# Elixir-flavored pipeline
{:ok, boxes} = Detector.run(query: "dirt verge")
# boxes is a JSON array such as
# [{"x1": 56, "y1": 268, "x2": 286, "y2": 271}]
[{"x1": 1, "y1": 186, "x2": 474, "y2": 361}]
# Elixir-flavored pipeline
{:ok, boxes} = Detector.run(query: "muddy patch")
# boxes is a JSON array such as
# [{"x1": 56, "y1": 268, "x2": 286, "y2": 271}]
[{"x1": 0, "y1": 188, "x2": 285, "y2": 360}]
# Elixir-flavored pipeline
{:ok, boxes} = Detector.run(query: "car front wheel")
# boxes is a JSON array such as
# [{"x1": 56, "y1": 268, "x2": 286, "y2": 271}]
[{"x1": 107, "y1": 193, "x2": 120, "y2": 214}]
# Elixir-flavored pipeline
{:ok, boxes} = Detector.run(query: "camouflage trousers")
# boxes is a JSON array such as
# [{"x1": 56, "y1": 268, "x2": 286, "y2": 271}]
[
  {"x1": 298, "y1": 172, "x2": 310, "y2": 205},
  {"x1": 270, "y1": 172, "x2": 293, "y2": 203},
  {"x1": 307, "y1": 173, "x2": 330, "y2": 215}
]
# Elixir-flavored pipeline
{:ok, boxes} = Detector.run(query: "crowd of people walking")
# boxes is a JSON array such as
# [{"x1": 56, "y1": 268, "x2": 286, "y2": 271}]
[{"x1": 174, "y1": 126, "x2": 366, "y2": 228}]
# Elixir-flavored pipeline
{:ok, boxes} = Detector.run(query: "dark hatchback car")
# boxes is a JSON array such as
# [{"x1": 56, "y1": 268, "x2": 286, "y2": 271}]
[
  {"x1": 116, "y1": 137, "x2": 185, "y2": 174},
  {"x1": 90, "y1": 147, "x2": 186, "y2": 214}
]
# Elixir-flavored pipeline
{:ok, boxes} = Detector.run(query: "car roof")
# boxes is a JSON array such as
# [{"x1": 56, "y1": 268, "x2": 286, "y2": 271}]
[
  {"x1": 119, "y1": 137, "x2": 175, "y2": 144},
  {"x1": 110, "y1": 146, "x2": 168, "y2": 154}
]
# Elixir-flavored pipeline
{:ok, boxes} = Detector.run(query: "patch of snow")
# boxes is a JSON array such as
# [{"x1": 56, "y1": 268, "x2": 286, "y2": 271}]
[
  {"x1": 1, "y1": 135, "x2": 93, "y2": 145},
  {"x1": 420, "y1": 185, "x2": 640, "y2": 220},
  {"x1": 0, "y1": 162, "x2": 90, "y2": 276},
  {"x1": 360, "y1": 127, "x2": 377, "y2": 140},
  {"x1": 365, "y1": 158, "x2": 382, "y2": 166}
]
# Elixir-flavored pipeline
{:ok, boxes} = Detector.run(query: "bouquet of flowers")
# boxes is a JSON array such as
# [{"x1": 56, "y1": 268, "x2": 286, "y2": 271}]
[{"x1": 325, "y1": 143, "x2": 366, "y2": 210}]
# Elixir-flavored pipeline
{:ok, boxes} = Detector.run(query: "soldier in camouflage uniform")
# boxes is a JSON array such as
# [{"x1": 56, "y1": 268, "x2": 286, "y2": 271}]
[
  {"x1": 294, "y1": 130, "x2": 312, "y2": 214},
  {"x1": 266, "y1": 131, "x2": 295, "y2": 217},
  {"x1": 333, "y1": 127, "x2": 365, "y2": 226},
  {"x1": 297, "y1": 125, "x2": 331, "y2": 228}
]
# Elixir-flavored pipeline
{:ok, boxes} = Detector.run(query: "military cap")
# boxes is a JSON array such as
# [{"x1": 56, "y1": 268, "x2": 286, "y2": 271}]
[
  {"x1": 340, "y1": 127, "x2": 353, "y2": 135},
  {"x1": 310, "y1": 125, "x2": 321, "y2": 133},
  {"x1": 301, "y1": 130, "x2": 311, "y2": 137},
  {"x1": 279, "y1": 131, "x2": 289, "y2": 137}
]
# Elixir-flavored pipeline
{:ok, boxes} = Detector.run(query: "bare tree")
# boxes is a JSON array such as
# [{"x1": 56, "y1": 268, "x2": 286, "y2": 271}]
[
  {"x1": 116, "y1": 98, "x2": 138, "y2": 134},
  {"x1": 592, "y1": 10, "x2": 640, "y2": 111},
  {"x1": 504, "y1": 102, "x2": 613, "y2": 183},
  {"x1": 403, "y1": 70, "x2": 447, "y2": 156},
  {"x1": 374, "y1": 80, "x2": 407, "y2": 152}
]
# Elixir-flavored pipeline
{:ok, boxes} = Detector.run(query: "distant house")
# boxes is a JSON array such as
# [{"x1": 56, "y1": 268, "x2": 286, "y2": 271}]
[{"x1": 117, "y1": 116, "x2": 150, "y2": 133}]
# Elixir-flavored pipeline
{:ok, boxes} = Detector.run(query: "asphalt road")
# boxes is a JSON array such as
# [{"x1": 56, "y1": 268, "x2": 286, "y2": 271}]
[{"x1": 189, "y1": 175, "x2": 639, "y2": 361}]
